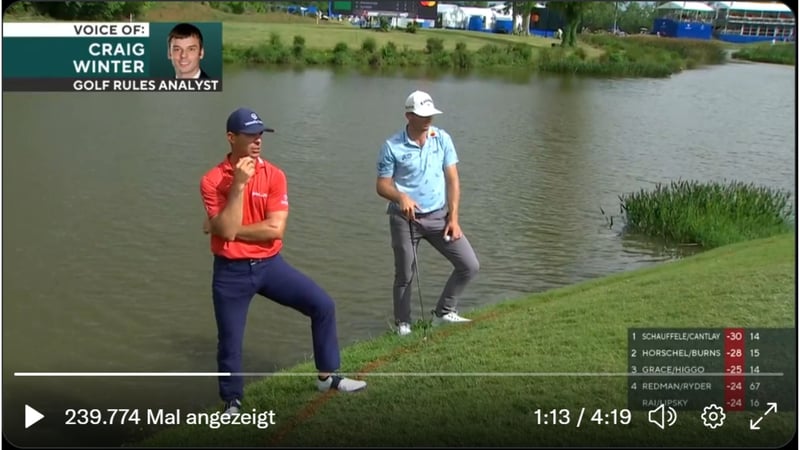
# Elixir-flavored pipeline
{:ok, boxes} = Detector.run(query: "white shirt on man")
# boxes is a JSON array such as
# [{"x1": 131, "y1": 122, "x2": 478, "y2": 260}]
[{"x1": 177, "y1": 69, "x2": 202, "y2": 79}]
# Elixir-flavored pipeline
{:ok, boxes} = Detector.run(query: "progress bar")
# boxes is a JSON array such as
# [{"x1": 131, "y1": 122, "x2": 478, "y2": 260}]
[{"x1": 14, "y1": 372, "x2": 786, "y2": 377}]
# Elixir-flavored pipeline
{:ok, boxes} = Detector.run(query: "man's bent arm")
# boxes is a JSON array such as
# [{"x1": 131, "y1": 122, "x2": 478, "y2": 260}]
[
  {"x1": 376, "y1": 177, "x2": 406, "y2": 203},
  {"x1": 235, "y1": 211, "x2": 288, "y2": 242},
  {"x1": 444, "y1": 164, "x2": 460, "y2": 221},
  {"x1": 376, "y1": 142, "x2": 404, "y2": 203},
  {"x1": 208, "y1": 184, "x2": 246, "y2": 241}
]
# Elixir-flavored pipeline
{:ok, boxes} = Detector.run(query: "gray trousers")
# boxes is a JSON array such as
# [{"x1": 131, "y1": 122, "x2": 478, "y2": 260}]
[{"x1": 389, "y1": 208, "x2": 480, "y2": 323}]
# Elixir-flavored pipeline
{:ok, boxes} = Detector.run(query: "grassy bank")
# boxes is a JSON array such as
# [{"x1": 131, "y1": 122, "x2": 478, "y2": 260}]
[
  {"x1": 222, "y1": 32, "x2": 546, "y2": 73},
  {"x1": 619, "y1": 180, "x2": 794, "y2": 249},
  {"x1": 221, "y1": 27, "x2": 727, "y2": 78},
  {"x1": 539, "y1": 34, "x2": 730, "y2": 77},
  {"x1": 223, "y1": 28, "x2": 725, "y2": 78},
  {"x1": 732, "y1": 42, "x2": 797, "y2": 65},
  {"x1": 137, "y1": 232, "x2": 795, "y2": 447},
  {"x1": 4, "y1": 2, "x2": 728, "y2": 78}
]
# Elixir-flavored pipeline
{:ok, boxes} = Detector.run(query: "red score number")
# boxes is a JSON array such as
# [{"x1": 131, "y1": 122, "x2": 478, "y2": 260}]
[{"x1": 723, "y1": 328, "x2": 746, "y2": 411}]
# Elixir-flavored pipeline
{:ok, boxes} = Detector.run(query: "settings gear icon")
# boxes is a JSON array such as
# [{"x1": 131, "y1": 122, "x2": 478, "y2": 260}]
[{"x1": 701, "y1": 404, "x2": 726, "y2": 429}]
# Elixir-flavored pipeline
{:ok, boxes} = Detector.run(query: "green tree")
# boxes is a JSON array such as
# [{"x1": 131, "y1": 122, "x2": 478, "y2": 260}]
[
  {"x1": 578, "y1": 2, "x2": 657, "y2": 34},
  {"x1": 581, "y1": 2, "x2": 618, "y2": 31},
  {"x1": 547, "y1": 1, "x2": 591, "y2": 47},
  {"x1": 27, "y1": 1, "x2": 152, "y2": 20},
  {"x1": 618, "y1": 2, "x2": 657, "y2": 33},
  {"x1": 502, "y1": 1, "x2": 536, "y2": 36},
  {"x1": 5, "y1": 1, "x2": 33, "y2": 15}
]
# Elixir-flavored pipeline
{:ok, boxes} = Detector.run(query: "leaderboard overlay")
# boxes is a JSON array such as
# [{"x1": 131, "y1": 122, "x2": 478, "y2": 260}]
[
  {"x1": 628, "y1": 328, "x2": 795, "y2": 411},
  {"x1": 3, "y1": 22, "x2": 223, "y2": 92}
]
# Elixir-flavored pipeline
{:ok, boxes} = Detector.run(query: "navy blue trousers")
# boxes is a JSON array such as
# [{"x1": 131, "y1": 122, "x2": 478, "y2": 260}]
[{"x1": 212, "y1": 253, "x2": 341, "y2": 402}]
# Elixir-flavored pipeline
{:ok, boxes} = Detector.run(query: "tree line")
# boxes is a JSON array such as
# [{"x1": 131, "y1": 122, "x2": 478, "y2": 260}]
[
  {"x1": 6, "y1": 0, "x2": 657, "y2": 44},
  {"x1": 4, "y1": 1, "x2": 328, "y2": 19},
  {"x1": 505, "y1": 2, "x2": 657, "y2": 47},
  {"x1": 6, "y1": 1, "x2": 154, "y2": 20}
]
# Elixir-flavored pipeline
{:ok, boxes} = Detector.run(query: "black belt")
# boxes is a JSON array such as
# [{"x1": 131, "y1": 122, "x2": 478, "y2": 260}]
[
  {"x1": 415, "y1": 207, "x2": 445, "y2": 218},
  {"x1": 214, "y1": 255, "x2": 272, "y2": 265}
]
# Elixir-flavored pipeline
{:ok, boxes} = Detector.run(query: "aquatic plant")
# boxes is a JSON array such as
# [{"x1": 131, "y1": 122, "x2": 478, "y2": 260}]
[{"x1": 619, "y1": 180, "x2": 793, "y2": 248}]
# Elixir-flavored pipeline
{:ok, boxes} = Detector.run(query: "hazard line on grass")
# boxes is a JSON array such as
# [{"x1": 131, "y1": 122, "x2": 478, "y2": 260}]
[{"x1": 267, "y1": 310, "x2": 505, "y2": 446}]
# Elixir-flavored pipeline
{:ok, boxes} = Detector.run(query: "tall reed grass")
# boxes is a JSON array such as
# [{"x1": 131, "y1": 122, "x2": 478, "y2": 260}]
[
  {"x1": 223, "y1": 35, "x2": 533, "y2": 71},
  {"x1": 732, "y1": 43, "x2": 796, "y2": 65},
  {"x1": 560, "y1": 34, "x2": 728, "y2": 77},
  {"x1": 620, "y1": 180, "x2": 793, "y2": 248},
  {"x1": 222, "y1": 33, "x2": 727, "y2": 78}
]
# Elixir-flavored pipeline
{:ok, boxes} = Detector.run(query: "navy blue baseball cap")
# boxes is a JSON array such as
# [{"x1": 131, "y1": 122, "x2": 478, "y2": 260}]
[{"x1": 226, "y1": 107, "x2": 275, "y2": 134}]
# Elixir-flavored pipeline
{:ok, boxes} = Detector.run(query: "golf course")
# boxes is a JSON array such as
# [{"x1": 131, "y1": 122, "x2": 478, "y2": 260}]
[
  {"x1": 3, "y1": 2, "x2": 795, "y2": 447},
  {"x1": 136, "y1": 230, "x2": 795, "y2": 447},
  {"x1": 6, "y1": 2, "x2": 733, "y2": 78},
  {"x1": 135, "y1": 178, "x2": 795, "y2": 447}
]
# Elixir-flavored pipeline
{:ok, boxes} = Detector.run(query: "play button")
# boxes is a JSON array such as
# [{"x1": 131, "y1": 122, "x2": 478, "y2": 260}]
[{"x1": 25, "y1": 405, "x2": 44, "y2": 429}]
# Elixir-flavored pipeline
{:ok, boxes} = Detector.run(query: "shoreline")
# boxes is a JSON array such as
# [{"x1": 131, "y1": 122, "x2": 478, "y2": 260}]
[
  {"x1": 133, "y1": 232, "x2": 795, "y2": 447},
  {"x1": 5, "y1": 11, "x2": 730, "y2": 79},
  {"x1": 219, "y1": 31, "x2": 729, "y2": 79},
  {"x1": 7, "y1": 0, "x2": 792, "y2": 78},
  {"x1": 731, "y1": 42, "x2": 796, "y2": 66}
]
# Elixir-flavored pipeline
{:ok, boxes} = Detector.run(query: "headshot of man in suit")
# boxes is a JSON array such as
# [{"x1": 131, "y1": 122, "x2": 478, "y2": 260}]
[{"x1": 168, "y1": 23, "x2": 210, "y2": 79}]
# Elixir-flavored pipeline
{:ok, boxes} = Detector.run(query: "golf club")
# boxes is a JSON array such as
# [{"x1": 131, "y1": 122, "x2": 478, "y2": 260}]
[{"x1": 409, "y1": 219, "x2": 430, "y2": 339}]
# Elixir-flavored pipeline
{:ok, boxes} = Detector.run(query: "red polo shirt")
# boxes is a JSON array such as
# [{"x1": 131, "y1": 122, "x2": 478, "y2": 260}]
[{"x1": 200, "y1": 154, "x2": 289, "y2": 259}]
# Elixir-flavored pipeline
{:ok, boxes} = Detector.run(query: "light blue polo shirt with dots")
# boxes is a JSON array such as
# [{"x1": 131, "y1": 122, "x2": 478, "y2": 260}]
[{"x1": 376, "y1": 126, "x2": 459, "y2": 214}]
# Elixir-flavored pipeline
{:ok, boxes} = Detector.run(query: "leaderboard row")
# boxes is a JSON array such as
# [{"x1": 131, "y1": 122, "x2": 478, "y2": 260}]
[{"x1": 627, "y1": 328, "x2": 795, "y2": 411}]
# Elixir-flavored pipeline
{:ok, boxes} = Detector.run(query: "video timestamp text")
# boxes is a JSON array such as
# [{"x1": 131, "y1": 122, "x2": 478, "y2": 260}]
[{"x1": 533, "y1": 408, "x2": 632, "y2": 427}]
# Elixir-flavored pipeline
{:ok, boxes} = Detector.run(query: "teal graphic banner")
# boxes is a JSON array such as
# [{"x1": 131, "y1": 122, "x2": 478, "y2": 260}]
[
  {"x1": 3, "y1": 37, "x2": 150, "y2": 79},
  {"x1": 3, "y1": 22, "x2": 223, "y2": 92}
]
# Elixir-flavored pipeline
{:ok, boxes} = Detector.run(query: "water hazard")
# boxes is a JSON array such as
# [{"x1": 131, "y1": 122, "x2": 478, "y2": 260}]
[{"x1": 2, "y1": 61, "x2": 795, "y2": 446}]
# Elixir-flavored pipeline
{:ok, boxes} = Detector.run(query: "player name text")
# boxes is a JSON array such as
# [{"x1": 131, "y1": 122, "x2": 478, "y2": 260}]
[
  {"x1": 641, "y1": 382, "x2": 713, "y2": 391},
  {"x1": 640, "y1": 399, "x2": 690, "y2": 408},
  {"x1": 637, "y1": 348, "x2": 721, "y2": 358},
  {"x1": 637, "y1": 366, "x2": 706, "y2": 373},
  {"x1": 638, "y1": 332, "x2": 721, "y2": 341}
]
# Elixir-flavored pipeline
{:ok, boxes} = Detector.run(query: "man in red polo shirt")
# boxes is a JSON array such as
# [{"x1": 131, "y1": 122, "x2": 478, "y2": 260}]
[{"x1": 201, "y1": 107, "x2": 366, "y2": 416}]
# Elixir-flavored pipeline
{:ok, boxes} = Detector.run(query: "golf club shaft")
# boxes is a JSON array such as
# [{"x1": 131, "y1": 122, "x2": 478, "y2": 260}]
[{"x1": 409, "y1": 220, "x2": 425, "y2": 321}]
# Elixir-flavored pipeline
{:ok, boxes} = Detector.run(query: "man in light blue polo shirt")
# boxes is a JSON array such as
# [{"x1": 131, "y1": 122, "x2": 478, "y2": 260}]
[{"x1": 376, "y1": 90, "x2": 480, "y2": 336}]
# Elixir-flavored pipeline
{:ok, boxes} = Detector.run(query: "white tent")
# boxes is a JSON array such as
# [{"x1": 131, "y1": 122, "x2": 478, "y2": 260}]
[
  {"x1": 656, "y1": 1, "x2": 715, "y2": 12},
  {"x1": 458, "y1": 6, "x2": 495, "y2": 30},
  {"x1": 490, "y1": 3, "x2": 512, "y2": 21},
  {"x1": 713, "y1": 1, "x2": 793, "y2": 13},
  {"x1": 439, "y1": 3, "x2": 467, "y2": 28},
  {"x1": 436, "y1": 3, "x2": 458, "y2": 15}
]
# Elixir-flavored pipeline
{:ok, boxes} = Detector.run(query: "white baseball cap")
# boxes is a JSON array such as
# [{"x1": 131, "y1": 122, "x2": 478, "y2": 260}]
[{"x1": 404, "y1": 90, "x2": 443, "y2": 117}]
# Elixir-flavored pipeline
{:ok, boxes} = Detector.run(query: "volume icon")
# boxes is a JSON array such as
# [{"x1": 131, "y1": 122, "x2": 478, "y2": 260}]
[{"x1": 648, "y1": 404, "x2": 678, "y2": 429}]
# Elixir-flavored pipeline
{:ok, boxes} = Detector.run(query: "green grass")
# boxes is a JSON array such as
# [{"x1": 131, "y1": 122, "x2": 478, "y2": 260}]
[
  {"x1": 61, "y1": 1, "x2": 556, "y2": 54},
  {"x1": 4, "y1": 2, "x2": 728, "y2": 78},
  {"x1": 136, "y1": 233, "x2": 796, "y2": 447},
  {"x1": 220, "y1": 29, "x2": 727, "y2": 77},
  {"x1": 137, "y1": 2, "x2": 588, "y2": 53},
  {"x1": 222, "y1": 22, "x2": 567, "y2": 52},
  {"x1": 552, "y1": 34, "x2": 729, "y2": 77},
  {"x1": 732, "y1": 42, "x2": 797, "y2": 66},
  {"x1": 222, "y1": 33, "x2": 545, "y2": 72},
  {"x1": 619, "y1": 180, "x2": 794, "y2": 249},
  {"x1": 220, "y1": 24, "x2": 728, "y2": 77}
]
